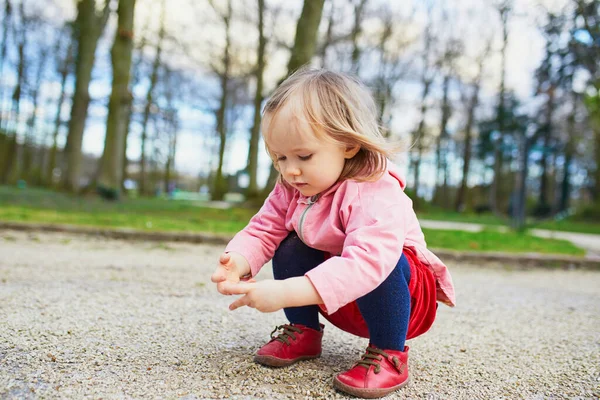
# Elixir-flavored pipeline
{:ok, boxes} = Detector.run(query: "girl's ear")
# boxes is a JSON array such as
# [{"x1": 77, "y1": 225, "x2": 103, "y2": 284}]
[{"x1": 344, "y1": 145, "x2": 360, "y2": 159}]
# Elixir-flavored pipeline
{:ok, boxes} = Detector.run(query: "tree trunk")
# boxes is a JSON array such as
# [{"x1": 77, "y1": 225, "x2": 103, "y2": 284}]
[
  {"x1": 455, "y1": 85, "x2": 481, "y2": 212},
  {"x1": 261, "y1": 0, "x2": 325, "y2": 197},
  {"x1": 490, "y1": 2, "x2": 510, "y2": 214},
  {"x1": 319, "y1": 4, "x2": 334, "y2": 69},
  {"x1": 139, "y1": 0, "x2": 165, "y2": 196},
  {"x1": 47, "y1": 37, "x2": 73, "y2": 187},
  {"x1": 511, "y1": 132, "x2": 528, "y2": 231},
  {"x1": 211, "y1": 0, "x2": 232, "y2": 202},
  {"x1": 0, "y1": 0, "x2": 13, "y2": 132},
  {"x1": 23, "y1": 47, "x2": 50, "y2": 183},
  {"x1": 434, "y1": 74, "x2": 451, "y2": 207},
  {"x1": 245, "y1": 0, "x2": 266, "y2": 201},
  {"x1": 411, "y1": 80, "x2": 430, "y2": 204},
  {"x1": 538, "y1": 87, "x2": 555, "y2": 210},
  {"x1": 349, "y1": 0, "x2": 367, "y2": 75},
  {"x1": 164, "y1": 110, "x2": 177, "y2": 195},
  {"x1": 96, "y1": 0, "x2": 136, "y2": 200},
  {"x1": 1, "y1": 1, "x2": 26, "y2": 184},
  {"x1": 63, "y1": 0, "x2": 110, "y2": 193},
  {"x1": 455, "y1": 46, "x2": 487, "y2": 212},
  {"x1": 121, "y1": 20, "x2": 148, "y2": 192},
  {"x1": 591, "y1": 90, "x2": 600, "y2": 205},
  {"x1": 286, "y1": 0, "x2": 325, "y2": 74}
]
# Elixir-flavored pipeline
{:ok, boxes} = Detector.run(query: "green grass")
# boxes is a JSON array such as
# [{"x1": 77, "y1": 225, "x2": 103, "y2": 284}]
[
  {"x1": 423, "y1": 228, "x2": 585, "y2": 256},
  {"x1": 0, "y1": 185, "x2": 589, "y2": 256},
  {"x1": 419, "y1": 210, "x2": 600, "y2": 234},
  {"x1": 0, "y1": 185, "x2": 255, "y2": 234},
  {"x1": 530, "y1": 219, "x2": 600, "y2": 235},
  {"x1": 419, "y1": 210, "x2": 507, "y2": 226}
]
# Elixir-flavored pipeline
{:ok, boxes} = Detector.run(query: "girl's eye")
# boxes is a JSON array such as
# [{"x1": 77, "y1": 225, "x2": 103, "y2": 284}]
[
  {"x1": 299, "y1": 154, "x2": 313, "y2": 161},
  {"x1": 277, "y1": 156, "x2": 286, "y2": 161}
]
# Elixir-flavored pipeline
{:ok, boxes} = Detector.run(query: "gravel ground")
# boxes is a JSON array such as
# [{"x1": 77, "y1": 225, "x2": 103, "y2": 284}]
[{"x1": 0, "y1": 230, "x2": 599, "y2": 400}]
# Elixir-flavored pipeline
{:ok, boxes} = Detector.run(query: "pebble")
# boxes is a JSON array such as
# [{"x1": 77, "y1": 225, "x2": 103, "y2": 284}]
[{"x1": 0, "y1": 231, "x2": 599, "y2": 399}]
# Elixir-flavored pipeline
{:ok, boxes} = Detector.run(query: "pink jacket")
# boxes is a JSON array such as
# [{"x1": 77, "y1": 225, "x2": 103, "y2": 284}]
[{"x1": 226, "y1": 163, "x2": 455, "y2": 314}]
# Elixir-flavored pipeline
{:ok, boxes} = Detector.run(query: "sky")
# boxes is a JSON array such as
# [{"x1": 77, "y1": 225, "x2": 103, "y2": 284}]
[{"x1": 25, "y1": 0, "x2": 572, "y2": 190}]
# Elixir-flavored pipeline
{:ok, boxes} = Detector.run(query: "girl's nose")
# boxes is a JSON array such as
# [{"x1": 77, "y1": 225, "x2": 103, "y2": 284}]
[{"x1": 286, "y1": 165, "x2": 301, "y2": 176}]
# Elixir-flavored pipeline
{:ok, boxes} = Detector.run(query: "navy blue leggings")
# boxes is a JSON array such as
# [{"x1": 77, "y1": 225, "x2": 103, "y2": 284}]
[{"x1": 272, "y1": 232, "x2": 411, "y2": 350}]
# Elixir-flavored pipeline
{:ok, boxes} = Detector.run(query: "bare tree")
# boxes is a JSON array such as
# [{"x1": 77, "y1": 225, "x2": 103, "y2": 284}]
[
  {"x1": 63, "y1": 0, "x2": 110, "y2": 192},
  {"x1": 261, "y1": 0, "x2": 326, "y2": 197},
  {"x1": 47, "y1": 25, "x2": 74, "y2": 187},
  {"x1": 0, "y1": 0, "x2": 13, "y2": 132},
  {"x1": 96, "y1": 0, "x2": 136, "y2": 200},
  {"x1": 210, "y1": 0, "x2": 233, "y2": 201},
  {"x1": 490, "y1": 0, "x2": 512, "y2": 213},
  {"x1": 349, "y1": 0, "x2": 368, "y2": 74},
  {"x1": 455, "y1": 42, "x2": 490, "y2": 212},
  {"x1": 369, "y1": 9, "x2": 413, "y2": 133},
  {"x1": 162, "y1": 67, "x2": 178, "y2": 195},
  {"x1": 571, "y1": 0, "x2": 599, "y2": 206},
  {"x1": 1, "y1": 1, "x2": 29, "y2": 183},
  {"x1": 433, "y1": 40, "x2": 461, "y2": 208},
  {"x1": 22, "y1": 29, "x2": 50, "y2": 183},
  {"x1": 245, "y1": 0, "x2": 266, "y2": 201},
  {"x1": 121, "y1": 15, "x2": 149, "y2": 190},
  {"x1": 138, "y1": 0, "x2": 165, "y2": 196},
  {"x1": 318, "y1": 1, "x2": 335, "y2": 69},
  {"x1": 410, "y1": 9, "x2": 436, "y2": 204}
]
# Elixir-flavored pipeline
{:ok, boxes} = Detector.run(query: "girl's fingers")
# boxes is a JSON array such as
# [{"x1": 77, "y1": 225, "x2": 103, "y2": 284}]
[
  {"x1": 229, "y1": 295, "x2": 251, "y2": 311},
  {"x1": 210, "y1": 267, "x2": 227, "y2": 283},
  {"x1": 219, "y1": 253, "x2": 231, "y2": 266},
  {"x1": 221, "y1": 281, "x2": 254, "y2": 295}
]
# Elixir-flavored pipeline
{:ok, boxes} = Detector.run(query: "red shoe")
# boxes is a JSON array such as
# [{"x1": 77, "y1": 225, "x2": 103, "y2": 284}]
[
  {"x1": 253, "y1": 324, "x2": 323, "y2": 367},
  {"x1": 333, "y1": 345, "x2": 410, "y2": 399}
]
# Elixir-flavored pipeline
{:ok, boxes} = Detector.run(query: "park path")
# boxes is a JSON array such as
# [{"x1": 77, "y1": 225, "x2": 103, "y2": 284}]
[
  {"x1": 419, "y1": 219, "x2": 600, "y2": 257},
  {"x1": 0, "y1": 230, "x2": 599, "y2": 399}
]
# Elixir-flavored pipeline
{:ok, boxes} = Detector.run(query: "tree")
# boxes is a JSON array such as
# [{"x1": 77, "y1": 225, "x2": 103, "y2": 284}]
[
  {"x1": 490, "y1": 0, "x2": 512, "y2": 213},
  {"x1": 63, "y1": 0, "x2": 110, "y2": 193},
  {"x1": 161, "y1": 67, "x2": 178, "y2": 195},
  {"x1": 261, "y1": 0, "x2": 325, "y2": 197},
  {"x1": 139, "y1": 0, "x2": 165, "y2": 196},
  {"x1": 0, "y1": 1, "x2": 29, "y2": 184},
  {"x1": 0, "y1": 0, "x2": 13, "y2": 132},
  {"x1": 210, "y1": 0, "x2": 233, "y2": 201},
  {"x1": 455, "y1": 42, "x2": 490, "y2": 212},
  {"x1": 96, "y1": 0, "x2": 136, "y2": 200},
  {"x1": 22, "y1": 29, "x2": 50, "y2": 184},
  {"x1": 245, "y1": 0, "x2": 266, "y2": 201},
  {"x1": 369, "y1": 8, "x2": 412, "y2": 133},
  {"x1": 410, "y1": 9, "x2": 436, "y2": 205},
  {"x1": 47, "y1": 25, "x2": 74, "y2": 187},
  {"x1": 571, "y1": 0, "x2": 599, "y2": 205},
  {"x1": 349, "y1": 0, "x2": 368, "y2": 74},
  {"x1": 433, "y1": 40, "x2": 461, "y2": 209},
  {"x1": 532, "y1": 11, "x2": 568, "y2": 216}
]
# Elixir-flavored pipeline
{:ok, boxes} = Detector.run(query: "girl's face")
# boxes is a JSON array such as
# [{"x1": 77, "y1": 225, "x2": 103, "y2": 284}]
[{"x1": 264, "y1": 105, "x2": 358, "y2": 197}]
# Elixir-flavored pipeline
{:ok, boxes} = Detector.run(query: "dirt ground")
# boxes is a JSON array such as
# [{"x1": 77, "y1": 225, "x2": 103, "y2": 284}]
[{"x1": 1, "y1": 230, "x2": 599, "y2": 399}]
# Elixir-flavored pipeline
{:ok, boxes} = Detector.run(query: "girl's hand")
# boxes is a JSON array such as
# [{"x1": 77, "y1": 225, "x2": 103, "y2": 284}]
[
  {"x1": 211, "y1": 252, "x2": 250, "y2": 295},
  {"x1": 221, "y1": 279, "x2": 288, "y2": 313}
]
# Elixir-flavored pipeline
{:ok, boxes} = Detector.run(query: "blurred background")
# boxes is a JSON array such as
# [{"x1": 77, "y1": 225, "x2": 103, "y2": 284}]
[{"x1": 0, "y1": 0, "x2": 598, "y2": 233}]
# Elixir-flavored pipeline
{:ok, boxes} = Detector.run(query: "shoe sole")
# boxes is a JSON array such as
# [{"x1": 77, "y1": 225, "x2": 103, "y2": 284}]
[
  {"x1": 253, "y1": 353, "x2": 321, "y2": 368},
  {"x1": 332, "y1": 376, "x2": 410, "y2": 399}
]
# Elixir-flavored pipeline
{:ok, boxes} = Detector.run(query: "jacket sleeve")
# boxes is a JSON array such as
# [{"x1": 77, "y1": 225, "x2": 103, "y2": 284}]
[
  {"x1": 225, "y1": 183, "x2": 291, "y2": 277},
  {"x1": 305, "y1": 188, "x2": 407, "y2": 314}
]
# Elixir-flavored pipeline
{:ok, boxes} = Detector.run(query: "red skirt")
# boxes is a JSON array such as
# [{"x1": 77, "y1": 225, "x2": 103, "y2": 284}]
[{"x1": 317, "y1": 247, "x2": 438, "y2": 340}]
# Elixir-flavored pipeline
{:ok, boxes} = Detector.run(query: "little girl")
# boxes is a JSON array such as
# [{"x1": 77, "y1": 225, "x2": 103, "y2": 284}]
[{"x1": 211, "y1": 68, "x2": 455, "y2": 399}]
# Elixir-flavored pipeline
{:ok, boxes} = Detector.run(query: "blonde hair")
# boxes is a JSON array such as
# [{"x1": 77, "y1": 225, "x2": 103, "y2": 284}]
[{"x1": 262, "y1": 67, "x2": 399, "y2": 182}]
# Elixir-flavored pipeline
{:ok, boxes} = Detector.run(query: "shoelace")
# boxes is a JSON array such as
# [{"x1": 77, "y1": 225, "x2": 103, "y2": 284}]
[
  {"x1": 270, "y1": 324, "x2": 303, "y2": 345},
  {"x1": 355, "y1": 347, "x2": 402, "y2": 374}
]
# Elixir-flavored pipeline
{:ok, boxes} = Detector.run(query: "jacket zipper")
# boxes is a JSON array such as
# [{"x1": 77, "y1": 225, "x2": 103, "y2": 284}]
[{"x1": 298, "y1": 194, "x2": 319, "y2": 243}]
